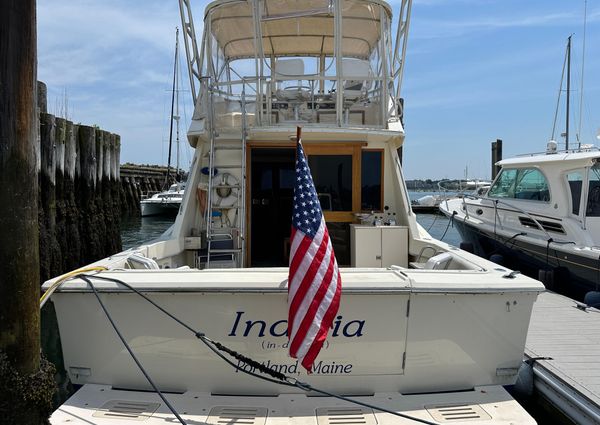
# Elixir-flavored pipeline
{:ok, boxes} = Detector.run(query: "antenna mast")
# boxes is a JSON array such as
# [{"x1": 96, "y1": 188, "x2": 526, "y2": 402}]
[
  {"x1": 577, "y1": 0, "x2": 588, "y2": 149},
  {"x1": 566, "y1": 35, "x2": 571, "y2": 150}
]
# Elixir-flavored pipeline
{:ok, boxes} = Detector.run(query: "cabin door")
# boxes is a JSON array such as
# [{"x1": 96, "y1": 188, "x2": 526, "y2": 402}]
[{"x1": 249, "y1": 147, "x2": 295, "y2": 266}]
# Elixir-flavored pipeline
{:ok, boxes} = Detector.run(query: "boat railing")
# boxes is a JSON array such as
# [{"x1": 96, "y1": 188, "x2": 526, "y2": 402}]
[
  {"x1": 198, "y1": 74, "x2": 396, "y2": 131},
  {"x1": 460, "y1": 195, "x2": 554, "y2": 240},
  {"x1": 515, "y1": 146, "x2": 600, "y2": 157}
]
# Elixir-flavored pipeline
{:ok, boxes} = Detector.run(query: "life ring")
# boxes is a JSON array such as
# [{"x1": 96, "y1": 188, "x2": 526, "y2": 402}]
[{"x1": 213, "y1": 172, "x2": 239, "y2": 208}]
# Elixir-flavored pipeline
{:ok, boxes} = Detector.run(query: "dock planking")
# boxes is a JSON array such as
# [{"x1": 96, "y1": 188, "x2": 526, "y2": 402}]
[{"x1": 525, "y1": 291, "x2": 600, "y2": 421}]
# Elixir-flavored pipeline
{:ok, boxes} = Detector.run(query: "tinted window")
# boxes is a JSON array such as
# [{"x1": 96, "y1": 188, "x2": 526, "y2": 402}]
[
  {"x1": 361, "y1": 150, "x2": 382, "y2": 211},
  {"x1": 308, "y1": 155, "x2": 352, "y2": 211}
]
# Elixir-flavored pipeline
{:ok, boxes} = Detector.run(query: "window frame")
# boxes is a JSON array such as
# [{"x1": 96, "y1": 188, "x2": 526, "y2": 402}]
[
  {"x1": 304, "y1": 143, "x2": 362, "y2": 222},
  {"x1": 564, "y1": 168, "x2": 586, "y2": 219}
]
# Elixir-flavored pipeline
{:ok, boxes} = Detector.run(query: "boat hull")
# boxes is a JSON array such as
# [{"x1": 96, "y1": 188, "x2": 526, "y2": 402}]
[
  {"x1": 140, "y1": 200, "x2": 181, "y2": 217},
  {"x1": 48, "y1": 268, "x2": 541, "y2": 396},
  {"x1": 451, "y1": 216, "x2": 598, "y2": 300}
]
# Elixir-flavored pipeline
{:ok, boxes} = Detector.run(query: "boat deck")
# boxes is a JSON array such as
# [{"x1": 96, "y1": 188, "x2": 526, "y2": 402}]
[{"x1": 525, "y1": 291, "x2": 600, "y2": 424}]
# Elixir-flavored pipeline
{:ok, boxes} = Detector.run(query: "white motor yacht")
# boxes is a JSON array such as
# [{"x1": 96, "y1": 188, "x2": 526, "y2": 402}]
[
  {"x1": 140, "y1": 182, "x2": 186, "y2": 217},
  {"x1": 440, "y1": 144, "x2": 600, "y2": 302},
  {"x1": 44, "y1": 1, "x2": 544, "y2": 424}
]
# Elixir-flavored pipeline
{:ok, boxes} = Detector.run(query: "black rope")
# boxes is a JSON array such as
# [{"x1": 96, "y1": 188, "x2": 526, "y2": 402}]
[
  {"x1": 80, "y1": 274, "x2": 439, "y2": 425},
  {"x1": 426, "y1": 212, "x2": 439, "y2": 232},
  {"x1": 79, "y1": 275, "x2": 188, "y2": 425},
  {"x1": 86, "y1": 274, "x2": 291, "y2": 386},
  {"x1": 440, "y1": 211, "x2": 456, "y2": 241},
  {"x1": 504, "y1": 232, "x2": 526, "y2": 249},
  {"x1": 544, "y1": 238, "x2": 552, "y2": 266}
]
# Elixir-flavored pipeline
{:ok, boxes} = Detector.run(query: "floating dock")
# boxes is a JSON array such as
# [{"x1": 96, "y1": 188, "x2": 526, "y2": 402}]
[{"x1": 525, "y1": 291, "x2": 600, "y2": 424}]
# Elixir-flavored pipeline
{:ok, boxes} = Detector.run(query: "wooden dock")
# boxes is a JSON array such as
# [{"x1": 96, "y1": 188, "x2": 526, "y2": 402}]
[{"x1": 525, "y1": 291, "x2": 600, "y2": 424}]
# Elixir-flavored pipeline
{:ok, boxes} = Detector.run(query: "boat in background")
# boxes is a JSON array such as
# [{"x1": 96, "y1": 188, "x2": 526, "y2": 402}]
[
  {"x1": 440, "y1": 35, "x2": 600, "y2": 303},
  {"x1": 140, "y1": 28, "x2": 185, "y2": 217},
  {"x1": 44, "y1": 1, "x2": 543, "y2": 424},
  {"x1": 410, "y1": 193, "x2": 446, "y2": 213},
  {"x1": 140, "y1": 181, "x2": 186, "y2": 217},
  {"x1": 440, "y1": 144, "x2": 600, "y2": 301}
]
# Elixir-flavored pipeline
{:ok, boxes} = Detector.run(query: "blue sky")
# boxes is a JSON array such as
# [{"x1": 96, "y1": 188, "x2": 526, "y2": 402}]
[{"x1": 38, "y1": 0, "x2": 600, "y2": 180}]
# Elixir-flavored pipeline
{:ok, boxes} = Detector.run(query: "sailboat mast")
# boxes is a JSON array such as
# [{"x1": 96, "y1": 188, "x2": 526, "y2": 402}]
[
  {"x1": 175, "y1": 56, "x2": 180, "y2": 179},
  {"x1": 165, "y1": 27, "x2": 179, "y2": 187},
  {"x1": 566, "y1": 35, "x2": 571, "y2": 150}
]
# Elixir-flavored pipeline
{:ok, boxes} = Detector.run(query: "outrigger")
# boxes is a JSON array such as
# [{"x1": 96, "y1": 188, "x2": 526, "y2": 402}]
[{"x1": 45, "y1": 1, "x2": 544, "y2": 424}]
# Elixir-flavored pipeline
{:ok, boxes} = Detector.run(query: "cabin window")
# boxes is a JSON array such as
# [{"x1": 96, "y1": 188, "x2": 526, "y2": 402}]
[
  {"x1": 361, "y1": 150, "x2": 383, "y2": 211},
  {"x1": 489, "y1": 168, "x2": 550, "y2": 202},
  {"x1": 303, "y1": 144, "x2": 362, "y2": 222},
  {"x1": 586, "y1": 164, "x2": 600, "y2": 217},
  {"x1": 308, "y1": 155, "x2": 352, "y2": 211},
  {"x1": 566, "y1": 170, "x2": 584, "y2": 215}
]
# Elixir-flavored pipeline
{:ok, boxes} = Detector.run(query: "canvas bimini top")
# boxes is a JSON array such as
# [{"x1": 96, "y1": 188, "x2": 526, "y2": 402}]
[{"x1": 203, "y1": 0, "x2": 393, "y2": 60}]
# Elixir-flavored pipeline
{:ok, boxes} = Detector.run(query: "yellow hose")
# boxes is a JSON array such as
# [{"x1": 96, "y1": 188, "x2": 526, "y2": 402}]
[{"x1": 40, "y1": 266, "x2": 107, "y2": 308}]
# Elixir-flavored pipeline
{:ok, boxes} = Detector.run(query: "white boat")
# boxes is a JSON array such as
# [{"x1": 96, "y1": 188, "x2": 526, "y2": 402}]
[
  {"x1": 140, "y1": 182, "x2": 186, "y2": 217},
  {"x1": 140, "y1": 28, "x2": 186, "y2": 218},
  {"x1": 440, "y1": 144, "x2": 600, "y2": 302},
  {"x1": 440, "y1": 33, "x2": 600, "y2": 303},
  {"x1": 43, "y1": 1, "x2": 544, "y2": 424}
]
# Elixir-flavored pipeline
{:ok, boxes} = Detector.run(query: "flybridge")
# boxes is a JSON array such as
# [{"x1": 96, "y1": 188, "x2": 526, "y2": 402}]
[
  {"x1": 179, "y1": 0, "x2": 412, "y2": 134},
  {"x1": 228, "y1": 311, "x2": 366, "y2": 337}
]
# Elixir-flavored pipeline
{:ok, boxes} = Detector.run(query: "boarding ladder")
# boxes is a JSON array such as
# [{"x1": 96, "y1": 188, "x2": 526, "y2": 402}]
[{"x1": 204, "y1": 84, "x2": 248, "y2": 268}]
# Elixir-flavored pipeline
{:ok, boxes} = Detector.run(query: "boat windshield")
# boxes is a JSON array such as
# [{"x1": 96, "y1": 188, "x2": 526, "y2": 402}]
[{"x1": 488, "y1": 168, "x2": 550, "y2": 202}]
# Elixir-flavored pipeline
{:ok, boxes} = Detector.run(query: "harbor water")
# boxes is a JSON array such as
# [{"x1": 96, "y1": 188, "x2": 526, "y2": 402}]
[{"x1": 119, "y1": 192, "x2": 462, "y2": 251}]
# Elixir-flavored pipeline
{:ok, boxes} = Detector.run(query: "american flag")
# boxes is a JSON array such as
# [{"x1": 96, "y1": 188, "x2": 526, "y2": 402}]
[{"x1": 288, "y1": 128, "x2": 341, "y2": 373}]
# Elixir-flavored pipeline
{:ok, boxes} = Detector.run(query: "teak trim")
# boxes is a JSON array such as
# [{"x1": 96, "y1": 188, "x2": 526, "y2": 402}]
[{"x1": 246, "y1": 141, "x2": 370, "y2": 266}]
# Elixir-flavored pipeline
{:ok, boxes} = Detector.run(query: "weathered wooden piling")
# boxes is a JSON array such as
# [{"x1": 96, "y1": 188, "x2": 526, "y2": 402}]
[
  {"x1": 78, "y1": 125, "x2": 101, "y2": 261},
  {"x1": 491, "y1": 139, "x2": 502, "y2": 180},
  {"x1": 63, "y1": 120, "x2": 82, "y2": 271},
  {"x1": 0, "y1": 0, "x2": 55, "y2": 421}
]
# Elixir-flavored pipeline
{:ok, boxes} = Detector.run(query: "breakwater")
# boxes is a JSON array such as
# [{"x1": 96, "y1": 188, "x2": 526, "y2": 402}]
[
  {"x1": 38, "y1": 82, "x2": 121, "y2": 282},
  {"x1": 37, "y1": 82, "x2": 183, "y2": 281}
]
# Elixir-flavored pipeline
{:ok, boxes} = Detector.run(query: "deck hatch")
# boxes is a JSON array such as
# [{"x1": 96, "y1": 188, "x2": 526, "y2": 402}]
[
  {"x1": 316, "y1": 407, "x2": 376, "y2": 425},
  {"x1": 425, "y1": 403, "x2": 491, "y2": 422},
  {"x1": 518, "y1": 216, "x2": 565, "y2": 234},
  {"x1": 207, "y1": 406, "x2": 268, "y2": 425},
  {"x1": 92, "y1": 400, "x2": 160, "y2": 421}
]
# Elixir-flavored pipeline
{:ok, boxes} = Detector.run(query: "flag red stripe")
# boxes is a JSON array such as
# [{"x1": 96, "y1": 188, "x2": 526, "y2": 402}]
[
  {"x1": 289, "y1": 245, "x2": 336, "y2": 357},
  {"x1": 288, "y1": 232, "x2": 333, "y2": 354},
  {"x1": 289, "y1": 234, "x2": 313, "y2": 279},
  {"x1": 288, "y1": 230, "x2": 329, "y2": 327},
  {"x1": 301, "y1": 271, "x2": 341, "y2": 370}
]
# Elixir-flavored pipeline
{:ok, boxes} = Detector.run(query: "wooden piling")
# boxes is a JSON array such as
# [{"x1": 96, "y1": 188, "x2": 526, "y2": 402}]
[
  {"x1": 63, "y1": 120, "x2": 81, "y2": 270},
  {"x1": 0, "y1": 0, "x2": 55, "y2": 421},
  {"x1": 40, "y1": 112, "x2": 60, "y2": 282},
  {"x1": 78, "y1": 125, "x2": 102, "y2": 261},
  {"x1": 491, "y1": 139, "x2": 502, "y2": 180}
]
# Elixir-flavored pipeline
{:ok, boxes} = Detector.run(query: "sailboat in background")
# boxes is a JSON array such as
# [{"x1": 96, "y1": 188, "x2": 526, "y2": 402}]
[{"x1": 141, "y1": 27, "x2": 186, "y2": 217}]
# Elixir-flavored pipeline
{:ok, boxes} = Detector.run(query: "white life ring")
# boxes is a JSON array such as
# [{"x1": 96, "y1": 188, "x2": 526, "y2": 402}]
[{"x1": 213, "y1": 172, "x2": 239, "y2": 207}]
